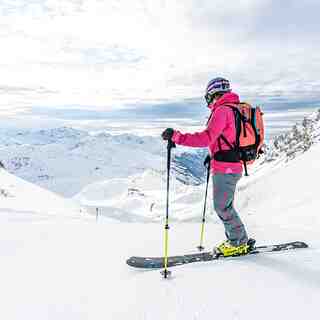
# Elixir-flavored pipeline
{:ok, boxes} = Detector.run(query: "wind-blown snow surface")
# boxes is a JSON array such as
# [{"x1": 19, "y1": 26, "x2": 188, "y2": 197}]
[{"x1": 0, "y1": 140, "x2": 320, "y2": 319}]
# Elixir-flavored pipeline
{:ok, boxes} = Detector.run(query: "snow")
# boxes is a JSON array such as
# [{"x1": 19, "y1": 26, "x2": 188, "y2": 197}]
[
  {"x1": 0, "y1": 168, "x2": 88, "y2": 222},
  {"x1": 0, "y1": 222, "x2": 317, "y2": 320},
  {"x1": 1, "y1": 110, "x2": 320, "y2": 319}
]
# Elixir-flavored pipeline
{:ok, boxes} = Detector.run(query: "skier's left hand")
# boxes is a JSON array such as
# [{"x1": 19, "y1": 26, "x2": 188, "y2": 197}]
[{"x1": 161, "y1": 128, "x2": 174, "y2": 141}]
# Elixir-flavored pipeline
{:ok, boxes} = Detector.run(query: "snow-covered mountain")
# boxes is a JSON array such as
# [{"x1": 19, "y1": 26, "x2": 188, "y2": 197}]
[
  {"x1": 1, "y1": 107, "x2": 320, "y2": 202},
  {"x1": 0, "y1": 127, "x2": 207, "y2": 197},
  {"x1": 2, "y1": 108, "x2": 320, "y2": 223}
]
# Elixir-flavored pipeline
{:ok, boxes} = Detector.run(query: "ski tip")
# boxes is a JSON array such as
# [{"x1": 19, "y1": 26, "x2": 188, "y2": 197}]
[
  {"x1": 126, "y1": 257, "x2": 138, "y2": 267},
  {"x1": 126, "y1": 257, "x2": 163, "y2": 269}
]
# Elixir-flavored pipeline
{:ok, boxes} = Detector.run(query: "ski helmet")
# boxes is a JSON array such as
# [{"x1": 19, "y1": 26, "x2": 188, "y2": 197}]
[{"x1": 205, "y1": 77, "x2": 231, "y2": 96}]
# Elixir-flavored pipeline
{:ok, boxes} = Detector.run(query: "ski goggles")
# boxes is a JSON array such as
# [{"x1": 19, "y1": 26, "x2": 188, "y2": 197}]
[
  {"x1": 205, "y1": 93, "x2": 214, "y2": 104},
  {"x1": 205, "y1": 91, "x2": 223, "y2": 105}
]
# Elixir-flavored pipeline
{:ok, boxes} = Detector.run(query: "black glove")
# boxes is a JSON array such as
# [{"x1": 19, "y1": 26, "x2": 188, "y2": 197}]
[
  {"x1": 161, "y1": 128, "x2": 174, "y2": 141},
  {"x1": 257, "y1": 148, "x2": 264, "y2": 159}
]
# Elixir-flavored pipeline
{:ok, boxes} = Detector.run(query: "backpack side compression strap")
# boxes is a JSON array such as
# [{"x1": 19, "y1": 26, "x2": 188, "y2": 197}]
[{"x1": 249, "y1": 107, "x2": 261, "y2": 148}]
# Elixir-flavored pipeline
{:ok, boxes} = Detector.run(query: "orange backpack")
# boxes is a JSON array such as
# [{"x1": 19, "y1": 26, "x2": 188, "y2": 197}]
[{"x1": 214, "y1": 102, "x2": 265, "y2": 176}]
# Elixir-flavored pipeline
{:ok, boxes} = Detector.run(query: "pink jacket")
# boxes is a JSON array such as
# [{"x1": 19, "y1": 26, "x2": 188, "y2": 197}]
[{"x1": 172, "y1": 92, "x2": 243, "y2": 174}]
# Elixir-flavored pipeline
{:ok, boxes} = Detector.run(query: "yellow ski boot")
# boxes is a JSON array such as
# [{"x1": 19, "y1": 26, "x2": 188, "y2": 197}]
[{"x1": 214, "y1": 240, "x2": 252, "y2": 257}]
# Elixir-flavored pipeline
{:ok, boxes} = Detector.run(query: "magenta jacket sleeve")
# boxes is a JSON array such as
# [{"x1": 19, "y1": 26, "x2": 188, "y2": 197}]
[{"x1": 172, "y1": 107, "x2": 228, "y2": 148}]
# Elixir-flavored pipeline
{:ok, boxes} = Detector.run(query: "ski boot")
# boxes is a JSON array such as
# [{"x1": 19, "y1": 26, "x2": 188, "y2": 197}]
[{"x1": 213, "y1": 238, "x2": 256, "y2": 257}]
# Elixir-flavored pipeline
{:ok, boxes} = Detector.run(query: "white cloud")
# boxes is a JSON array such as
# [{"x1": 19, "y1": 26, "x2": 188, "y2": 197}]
[{"x1": 0, "y1": 0, "x2": 320, "y2": 110}]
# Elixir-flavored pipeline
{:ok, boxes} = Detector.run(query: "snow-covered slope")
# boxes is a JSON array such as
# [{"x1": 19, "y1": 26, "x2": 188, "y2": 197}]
[
  {"x1": 261, "y1": 108, "x2": 320, "y2": 164},
  {"x1": 2, "y1": 109, "x2": 320, "y2": 318},
  {"x1": 74, "y1": 168, "x2": 213, "y2": 222},
  {"x1": 0, "y1": 141, "x2": 319, "y2": 319},
  {"x1": 0, "y1": 167, "x2": 90, "y2": 222},
  {"x1": 238, "y1": 142, "x2": 320, "y2": 226}
]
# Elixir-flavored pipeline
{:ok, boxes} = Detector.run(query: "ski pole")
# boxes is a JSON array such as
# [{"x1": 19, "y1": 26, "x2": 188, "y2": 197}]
[
  {"x1": 161, "y1": 139, "x2": 175, "y2": 279},
  {"x1": 197, "y1": 155, "x2": 211, "y2": 251}
]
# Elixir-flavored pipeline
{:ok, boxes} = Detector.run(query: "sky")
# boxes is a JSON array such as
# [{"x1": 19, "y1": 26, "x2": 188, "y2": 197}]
[{"x1": 1, "y1": 0, "x2": 320, "y2": 112}]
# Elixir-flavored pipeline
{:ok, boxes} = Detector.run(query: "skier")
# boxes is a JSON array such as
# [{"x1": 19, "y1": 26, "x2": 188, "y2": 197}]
[{"x1": 161, "y1": 77, "x2": 252, "y2": 257}]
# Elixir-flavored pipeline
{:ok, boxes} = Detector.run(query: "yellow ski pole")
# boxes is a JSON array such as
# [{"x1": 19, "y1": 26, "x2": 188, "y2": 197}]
[
  {"x1": 161, "y1": 139, "x2": 175, "y2": 278},
  {"x1": 197, "y1": 155, "x2": 211, "y2": 251}
]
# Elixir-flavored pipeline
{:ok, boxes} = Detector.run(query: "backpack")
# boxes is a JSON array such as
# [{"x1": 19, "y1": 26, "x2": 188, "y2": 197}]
[{"x1": 213, "y1": 102, "x2": 265, "y2": 176}]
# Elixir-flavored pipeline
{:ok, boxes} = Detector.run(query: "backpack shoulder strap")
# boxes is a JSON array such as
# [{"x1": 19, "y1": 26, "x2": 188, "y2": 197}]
[
  {"x1": 210, "y1": 104, "x2": 242, "y2": 151},
  {"x1": 219, "y1": 134, "x2": 234, "y2": 150},
  {"x1": 206, "y1": 111, "x2": 214, "y2": 126}
]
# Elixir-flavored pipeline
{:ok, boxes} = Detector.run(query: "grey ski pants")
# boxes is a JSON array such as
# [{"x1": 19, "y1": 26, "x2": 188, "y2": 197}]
[{"x1": 212, "y1": 173, "x2": 248, "y2": 246}]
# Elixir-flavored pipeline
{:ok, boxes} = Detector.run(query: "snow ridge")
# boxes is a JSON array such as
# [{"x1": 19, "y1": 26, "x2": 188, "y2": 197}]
[{"x1": 263, "y1": 108, "x2": 320, "y2": 163}]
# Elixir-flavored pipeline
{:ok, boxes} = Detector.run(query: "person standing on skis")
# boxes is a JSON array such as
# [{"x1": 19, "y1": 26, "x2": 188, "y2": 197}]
[{"x1": 161, "y1": 77, "x2": 252, "y2": 257}]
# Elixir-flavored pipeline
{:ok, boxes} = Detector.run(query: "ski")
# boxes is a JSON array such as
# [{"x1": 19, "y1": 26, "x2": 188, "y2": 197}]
[{"x1": 126, "y1": 241, "x2": 308, "y2": 269}]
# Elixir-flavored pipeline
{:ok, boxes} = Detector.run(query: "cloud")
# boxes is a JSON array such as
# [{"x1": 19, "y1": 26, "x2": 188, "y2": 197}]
[{"x1": 0, "y1": 0, "x2": 320, "y2": 109}]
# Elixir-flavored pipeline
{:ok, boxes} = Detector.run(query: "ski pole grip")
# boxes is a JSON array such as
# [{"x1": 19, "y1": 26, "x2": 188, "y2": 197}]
[
  {"x1": 204, "y1": 155, "x2": 211, "y2": 168},
  {"x1": 167, "y1": 139, "x2": 176, "y2": 150}
]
